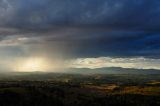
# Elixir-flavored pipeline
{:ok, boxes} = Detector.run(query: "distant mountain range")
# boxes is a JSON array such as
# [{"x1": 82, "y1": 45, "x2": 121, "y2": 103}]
[
  {"x1": 65, "y1": 67, "x2": 160, "y2": 74},
  {"x1": 1, "y1": 67, "x2": 160, "y2": 75}
]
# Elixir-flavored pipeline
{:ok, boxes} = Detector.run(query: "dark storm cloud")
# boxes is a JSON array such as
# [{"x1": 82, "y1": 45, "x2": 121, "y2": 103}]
[
  {"x1": 66, "y1": 31, "x2": 160, "y2": 58},
  {"x1": 0, "y1": 0, "x2": 160, "y2": 58},
  {"x1": 1, "y1": 0, "x2": 160, "y2": 30}
]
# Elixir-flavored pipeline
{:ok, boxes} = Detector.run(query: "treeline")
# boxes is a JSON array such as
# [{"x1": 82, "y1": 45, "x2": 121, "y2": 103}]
[{"x1": 0, "y1": 86, "x2": 160, "y2": 106}]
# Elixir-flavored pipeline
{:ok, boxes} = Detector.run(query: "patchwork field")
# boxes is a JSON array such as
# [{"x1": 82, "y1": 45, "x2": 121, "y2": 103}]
[{"x1": 0, "y1": 74, "x2": 159, "y2": 106}]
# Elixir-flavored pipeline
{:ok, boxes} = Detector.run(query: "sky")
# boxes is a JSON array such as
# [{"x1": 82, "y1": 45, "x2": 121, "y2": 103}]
[{"x1": 0, "y1": 0, "x2": 160, "y2": 71}]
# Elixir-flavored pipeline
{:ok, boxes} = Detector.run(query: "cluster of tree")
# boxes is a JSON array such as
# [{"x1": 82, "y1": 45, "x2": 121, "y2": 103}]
[{"x1": 0, "y1": 85, "x2": 159, "y2": 106}]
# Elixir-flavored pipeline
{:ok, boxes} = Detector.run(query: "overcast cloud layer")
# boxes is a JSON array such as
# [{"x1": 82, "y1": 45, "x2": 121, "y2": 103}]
[{"x1": 0, "y1": 0, "x2": 160, "y2": 71}]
